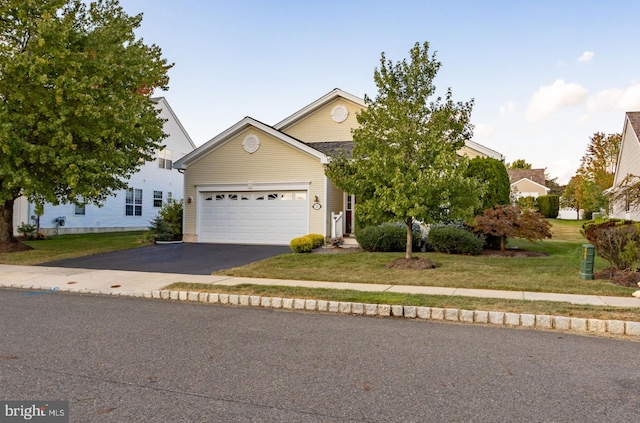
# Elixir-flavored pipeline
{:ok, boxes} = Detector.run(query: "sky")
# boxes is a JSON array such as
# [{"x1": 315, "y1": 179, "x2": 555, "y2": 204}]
[{"x1": 118, "y1": 0, "x2": 640, "y2": 184}]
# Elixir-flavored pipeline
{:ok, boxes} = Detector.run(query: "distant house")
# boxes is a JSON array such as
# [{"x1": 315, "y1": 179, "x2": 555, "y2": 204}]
[
  {"x1": 508, "y1": 169, "x2": 550, "y2": 200},
  {"x1": 12, "y1": 97, "x2": 196, "y2": 236},
  {"x1": 173, "y1": 88, "x2": 504, "y2": 245},
  {"x1": 608, "y1": 112, "x2": 640, "y2": 220}
]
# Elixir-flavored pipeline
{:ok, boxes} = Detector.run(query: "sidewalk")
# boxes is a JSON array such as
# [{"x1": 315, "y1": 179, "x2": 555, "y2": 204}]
[{"x1": 1, "y1": 264, "x2": 638, "y2": 308}]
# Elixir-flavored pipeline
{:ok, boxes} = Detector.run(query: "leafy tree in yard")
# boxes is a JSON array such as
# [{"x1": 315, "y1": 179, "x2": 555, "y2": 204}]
[
  {"x1": 472, "y1": 205, "x2": 552, "y2": 251},
  {"x1": 507, "y1": 159, "x2": 532, "y2": 169},
  {"x1": 0, "y1": 0, "x2": 171, "y2": 248},
  {"x1": 325, "y1": 42, "x2": 482, "y2": 259},
  {"x1": 464, "y1": 157, "x2": 511, "y2": 215},
  {"x1": 561, "y1": 174, "x2": 589, "y2": 219}
]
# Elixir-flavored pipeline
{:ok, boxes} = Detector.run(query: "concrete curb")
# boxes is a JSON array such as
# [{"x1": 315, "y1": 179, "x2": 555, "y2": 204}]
[{"x1": 11, "y1": 285, "x2": 640, "y2": 338}]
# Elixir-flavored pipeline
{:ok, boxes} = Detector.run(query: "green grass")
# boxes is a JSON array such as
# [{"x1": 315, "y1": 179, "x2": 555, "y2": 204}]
[
  {"x1": 0, "y1": 231, "x2": 150, "y2": 265},
  {"x1": 164, "y1": 282, "x2": 640, "y2": 323},
  {"x1": 216, "y1": 219, "x2": 635, "y2": 297}
]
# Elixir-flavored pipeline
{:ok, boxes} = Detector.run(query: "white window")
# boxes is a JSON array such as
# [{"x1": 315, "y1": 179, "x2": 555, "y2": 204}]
[
  {"x1": 158, "y1": 149, "x2": 173, "y2": 169},
  {"x1": 126, "y1": 188, "x2": 142, "y2": 216},
  {"x1": 74, "y1": 204, "x2": 86, "y2": 216},
  {"x1": 167, "y1": 192, "x2": 173, "y2": 203},
  {"x1": 153, "y1": 191, "x2": 163, "y2": 207}
]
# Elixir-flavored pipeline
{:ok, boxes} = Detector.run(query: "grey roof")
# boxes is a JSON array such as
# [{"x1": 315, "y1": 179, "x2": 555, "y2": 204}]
[
  {"x1": 627, "y1": 112, "x2": 640, "y2": 140},
  {"x1": 305, "y1": 141, "x2": 355, "y2": 157}
]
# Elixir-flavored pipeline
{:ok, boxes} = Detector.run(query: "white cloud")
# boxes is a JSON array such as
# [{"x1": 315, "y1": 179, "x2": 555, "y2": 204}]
[
  {"x1": 587, "y1": 83, "x2": 640, "y2": 112},
  {"x1": 526, "y1": 80, "x2": 588, "y2": 122},
  {"x1": 578, "y1": 51, "x2": 594, "y2": 62},
  {"x1": 473, "y1": 123, "x2": 494, "y2": 138},
  {"x1": 499, "y1": 101, "x2": 516, "y2": 118}
]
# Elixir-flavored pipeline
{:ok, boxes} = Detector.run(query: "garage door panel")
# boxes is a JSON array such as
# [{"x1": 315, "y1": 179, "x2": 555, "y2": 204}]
[{"x1": 199, "y1": 190, "x2": 309, "y2": 245}]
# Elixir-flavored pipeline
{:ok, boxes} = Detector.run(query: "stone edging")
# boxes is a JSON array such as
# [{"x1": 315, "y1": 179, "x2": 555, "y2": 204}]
[{"x1": 9, "y1": 284, "x2": 640, "y2": 337}]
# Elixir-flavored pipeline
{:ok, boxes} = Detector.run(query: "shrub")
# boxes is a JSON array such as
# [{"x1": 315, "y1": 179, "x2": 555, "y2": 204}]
[
  {"x1": 464, "y1": 157, "x2": 511, "y2": 215},
  {"x1": 537, "y1": 195, "x2": 559, "y2": 218},
  {"x1": 307, "y1": 234, "x2": 325, "y2": 249},
  {"x1": 149, "y1": 216, "x2": 173, "y2": 241},
  {"x1": 290, "y1": 236, "x2": 314, "y2": 253},
  {"x1": 516, "y1": 196, "x2": 538, "y2": 211},
  {"x1": 356, "y1": 223, "x2": 420, "y2": 252},
  {"x1": 472, "y1": 205, "x2": 552, "y2": 250},
  {"x1": 158, "y1": 200, "x2": 183, "y2": 238},
  {"x1": 583, "y1": 219, "x2": 640, "y2": 270},
  {"x1": 428, "y1": 226, "x2": 483, "y2": 255},
  {"x1": 17, "y1": 222, "x2": 37, "y2": 240}
]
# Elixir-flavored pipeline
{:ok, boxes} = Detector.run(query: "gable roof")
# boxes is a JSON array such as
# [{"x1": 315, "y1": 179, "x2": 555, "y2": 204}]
[
  {"x1": 465, "y1": 140, "x2": 505, "y2": 161},
  {"x1": 507, "y1": 169, "x2": 546, "y2": 186},
  {"x1": 274, "y1": 88, "x2": 366, "y2": 131},
  {"x1": 152, "y1": 97, "x2": 197, "y2": 150},
  {"x1": 173, "y1": 116, "x2": 328, "y2": 169},
  {"x1": 627, "y1": 112, "x2": 640, "y2": 140}
]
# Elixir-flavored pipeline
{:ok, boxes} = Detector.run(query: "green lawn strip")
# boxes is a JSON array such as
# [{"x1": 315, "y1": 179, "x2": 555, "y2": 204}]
[
  {"x1": 163, "y1": 283, "x2": 640, "y2": 322},
  {"x1": 215, "y1": 243, "x2": 633, "y2": 297},
  {"x1": 0, "y1": 231, "x2": 150, "y2": 265}
]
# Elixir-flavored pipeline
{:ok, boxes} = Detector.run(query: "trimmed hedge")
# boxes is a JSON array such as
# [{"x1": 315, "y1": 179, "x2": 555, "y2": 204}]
[
  {"x1": 290, "y1": 236, "x2": 314, "y2": 253},
  {"x1": 428, "y1": 226, "x2": 483, "y2": 255},
  {"x1": 537, "y1": 195, "x2": 559, "y2": 218},
  {"x1": 307, "y1": 234, "x2": 325, "y2": 249},
  {"x1": 356, "y1": 223, "x2": 421, "y2": 252}
]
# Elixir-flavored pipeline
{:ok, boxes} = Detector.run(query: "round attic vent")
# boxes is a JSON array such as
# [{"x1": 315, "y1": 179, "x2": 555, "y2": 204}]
[
  {"x1": 243, "y1": 134, "x2": 260, "y2": 154},
  {"x1": 331, "y1": 105, "x2": 349, "y2": 123}
]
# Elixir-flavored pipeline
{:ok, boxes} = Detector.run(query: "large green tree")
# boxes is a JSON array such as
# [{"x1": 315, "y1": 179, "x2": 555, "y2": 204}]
[
  {"x1": 464, "y1": 157, "x2": 511, "y2": 215},
  {"x1": 325, "y1": 42, "x2": 482, "y2": 259},
  {"x1": 0, "y1": 0, "x2": 171, "y2": 246},
  {"x1": 507, "y1": 159, "x2": 532, "y2": 169}
]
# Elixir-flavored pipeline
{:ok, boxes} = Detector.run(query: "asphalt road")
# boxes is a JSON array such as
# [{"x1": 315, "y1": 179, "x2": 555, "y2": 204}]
[
  {"x1": 1, "y1": 289, "x2": 639, "y2": 422},
  {"x1": 40, "y1": 243, "x2": 291, "y2": 274}
]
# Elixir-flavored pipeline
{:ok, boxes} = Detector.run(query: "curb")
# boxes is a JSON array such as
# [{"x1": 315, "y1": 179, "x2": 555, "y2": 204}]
[{"x1": 9, "y1": 284, "x2": 640, "y2": 338}]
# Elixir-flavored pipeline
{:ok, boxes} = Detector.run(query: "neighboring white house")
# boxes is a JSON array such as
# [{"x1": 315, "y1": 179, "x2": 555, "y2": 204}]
[
  {"x1": 12, "y1": 97, "x2": 196, "y2": 235},
  {"x1": 507, "y1": 169, "x2": 550, "y2": 200},
  {"x1": 608, "y1": 111, "x2": 640, "y2": 220}
]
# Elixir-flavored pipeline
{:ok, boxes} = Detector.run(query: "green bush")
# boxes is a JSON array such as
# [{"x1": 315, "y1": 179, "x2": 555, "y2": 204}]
[
  {"x1": 158, "y1": 200, "x2": 183, "y2": 238},
  {"x1": 356, "y1": 223, "x2": 420, "y2": 252},
  {"x1": 290, "y1": 236, "x2": 314, "y2": 253},
  {"x1": 428, "y1": 226, "x2": 483, "y2": 255},
  {"x1": 464, "y1": 157, "x2": 511, "y2": 215},
  {"x1": 516, "y1": 196, "x2": 538, "y2": 211},
  {"x1": 537, "y1": 195, "x2": 559, "y2": 218},
  {"x1": 307, "y1": 234, "x2": 325, "y2": 249},
  {"x1": 583, "y1": 219, "x2": 640, "y2": 270},
  {"x1": 149, "y1": 216, "x2": 174, "y2": 241},
  {"x1": 17, "y1": 222, "x2": 37, "y2": 240}
]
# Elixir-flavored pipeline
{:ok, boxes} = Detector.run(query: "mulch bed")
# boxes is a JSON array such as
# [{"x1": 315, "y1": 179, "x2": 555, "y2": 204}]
[
  {"x1": 385, "y1": 257, "x2": 437, "y2": 270},
  {"x1": 0, "y1": 242, "x2": 33, "y2": 253},
  {"x1": 595, "y1": 268, "x2": 640, "y2": 288}
]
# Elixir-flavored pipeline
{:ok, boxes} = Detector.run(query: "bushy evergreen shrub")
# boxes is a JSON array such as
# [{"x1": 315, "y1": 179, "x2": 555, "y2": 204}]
[
  {"x1": 537, "y1": 195, "x2": 559, "y2": 218},
  {"x1": 307, "y1": 234, "x2": 326, "y2": 249},
  {"x1": 428, "y1": 226, "x2": 483, "y2": 255},
  {"x1": 356, "y1": 223, "x2": 421, "y2": 252},
  {"x1": 290, "y1": 236, "x2": 314, "y2": 253}
]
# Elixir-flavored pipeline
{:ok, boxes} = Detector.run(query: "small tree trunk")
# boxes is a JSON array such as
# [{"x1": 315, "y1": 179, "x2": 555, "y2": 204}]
[
  {"x1": 405, "y1": 219, "x2": 413, "y2": 260},
  {"x1": 0, "y1": 199, "x2": 18, "y2": 244},
  {"x1": 500, "y1": 235, "x2": 506, "y2": 251}
]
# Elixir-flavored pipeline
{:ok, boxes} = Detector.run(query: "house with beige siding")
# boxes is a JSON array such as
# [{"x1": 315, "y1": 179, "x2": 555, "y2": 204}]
[
  {"x1": 174, "y1": 88, "x2": 504, "y2": 245},
  {"x1": 508, "y1": 169, "x2": 549, "y2": 200},
  {"x1": 609, "y1": 112, "x2": 640, "y2": 220}
]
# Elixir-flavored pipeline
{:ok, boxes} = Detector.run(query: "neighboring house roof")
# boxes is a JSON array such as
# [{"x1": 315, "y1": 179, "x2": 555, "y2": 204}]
[
  {"x1": 507, "y1": 169, "x2": 546, "y2": 186},
  {"x1": 306, "y1": 141, "x2": 355, "y2": 157},
  {"x1": 465, "y1": 140, "x2": 505, "y2": 161},
  {"x1": 627, "y1": 112, "x2": 640, "y2": 140},
  {"x1": 510, "y1": 177, "x2": 550, "y2": 192},
  {"x1": 274, "y1": 88, "x2": 366, "y2": 131},
  {"x1": 152, "y1": 97, "x2": 197, "y2": 150},
  {"x1": 173, "y1": 116, "x2": 328, "y2": 169}
]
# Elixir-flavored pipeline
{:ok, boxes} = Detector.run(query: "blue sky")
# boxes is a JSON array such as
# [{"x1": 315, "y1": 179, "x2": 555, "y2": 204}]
[{"x1": 118, "y1": 0, "x2": 640, "y2": 183}]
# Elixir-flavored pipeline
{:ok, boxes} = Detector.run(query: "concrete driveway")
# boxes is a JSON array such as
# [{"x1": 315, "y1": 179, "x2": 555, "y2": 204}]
[{"x1": 40, "y1": 243, "x2": 291, "y2": 275}]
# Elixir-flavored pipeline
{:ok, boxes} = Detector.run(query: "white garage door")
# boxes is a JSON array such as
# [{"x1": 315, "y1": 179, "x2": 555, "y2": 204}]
[{"x1": 199, "y1": 191, "x2": 309, "y2": 244}]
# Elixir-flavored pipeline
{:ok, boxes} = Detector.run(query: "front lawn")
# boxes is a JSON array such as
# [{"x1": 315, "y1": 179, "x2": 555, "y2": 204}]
[
  {"x1": 0, "y1": 231, "x2": 149, "y2": 265},
  {"x1": 217, "y1": 219, "x2": 636, "y2": 297}
]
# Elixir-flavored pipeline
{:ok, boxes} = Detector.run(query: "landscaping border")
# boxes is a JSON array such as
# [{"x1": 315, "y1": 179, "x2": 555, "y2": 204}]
[{"x1": 9, "y1": 284, "x2": 640, "y2": 338}]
